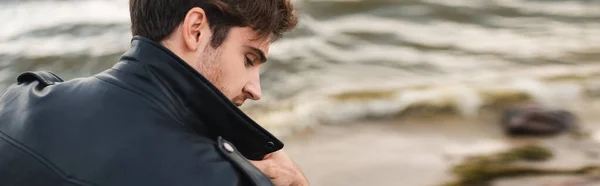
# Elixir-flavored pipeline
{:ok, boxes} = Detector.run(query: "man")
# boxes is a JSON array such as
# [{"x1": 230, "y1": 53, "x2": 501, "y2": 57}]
[{"x1": 0, "y1": 0, "x2": 307, "y2": 186}]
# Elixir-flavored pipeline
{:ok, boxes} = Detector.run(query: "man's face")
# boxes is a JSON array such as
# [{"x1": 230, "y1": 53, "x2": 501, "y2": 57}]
[
  {"x1": 164, "y1": 8, "x2": 270, "y2": 107},
  {"x1": 193, "y1": 27, "x2": 269, "y2": 107}
]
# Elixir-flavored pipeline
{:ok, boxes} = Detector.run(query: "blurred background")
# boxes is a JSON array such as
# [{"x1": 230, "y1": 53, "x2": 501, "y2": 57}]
[{"x1": 1, "y1": 0, "x2": 600, "y2": 185}]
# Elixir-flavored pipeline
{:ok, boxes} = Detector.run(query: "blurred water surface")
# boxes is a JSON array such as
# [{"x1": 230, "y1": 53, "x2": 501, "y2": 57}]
[
  {"x1": 2, "y1": 1, "x2": 600, "y2": 186},
  {"x1": 1, "y1": 0, "x2": 600, "y2": 134}
]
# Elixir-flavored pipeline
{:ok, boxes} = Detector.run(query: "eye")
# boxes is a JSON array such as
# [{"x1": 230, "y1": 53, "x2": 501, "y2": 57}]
[{"x1": 245, "y1": 56, "x2": 254, "y2": 67}]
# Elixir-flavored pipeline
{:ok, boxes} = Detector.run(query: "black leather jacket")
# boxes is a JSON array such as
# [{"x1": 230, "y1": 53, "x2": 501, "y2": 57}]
[{"x1": 0, "y1": 36, "x2": 282, "y2": 186}]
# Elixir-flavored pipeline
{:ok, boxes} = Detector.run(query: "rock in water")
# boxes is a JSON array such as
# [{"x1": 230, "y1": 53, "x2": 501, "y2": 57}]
[{"x1": 500, "y1": 103, "x2": 579, "y2": 137}]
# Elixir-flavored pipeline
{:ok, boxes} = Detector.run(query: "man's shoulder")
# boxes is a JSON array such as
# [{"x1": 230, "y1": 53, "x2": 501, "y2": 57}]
[
  {"x1": 1, "y1": 70, "x2": 155, "y2": 109},
  {"x1": 0, "y1": 71, "x2": 271, "y2": 186},
  {"x1": 2, "y1": 70, "x2": 127, "y2": 98}
]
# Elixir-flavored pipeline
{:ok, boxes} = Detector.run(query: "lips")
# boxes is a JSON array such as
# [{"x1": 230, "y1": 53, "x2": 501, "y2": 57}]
[
  {"x1": 234, "y1": 100, "x2": 245, "y2": 107},
  {"x1": 232, "y1": 95, "x2": 247, "y2": 107}
]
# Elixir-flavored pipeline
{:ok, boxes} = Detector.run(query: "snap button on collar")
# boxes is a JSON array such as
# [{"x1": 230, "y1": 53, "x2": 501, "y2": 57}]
[
  {"x1": 223, "y1": 142, "x2": 235, "y2": 153},
  {"x1": 265, "y1": 141, "x2": 275, "y2": 149}
]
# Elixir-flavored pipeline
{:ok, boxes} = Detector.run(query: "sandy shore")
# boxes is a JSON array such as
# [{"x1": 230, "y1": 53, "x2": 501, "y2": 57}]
[
  {"x1": 282, "y1": 118, "x2": 507, "y2": 186},
  {"x1": 281, "y1": 103, "x2": 600, "y2": 186}
]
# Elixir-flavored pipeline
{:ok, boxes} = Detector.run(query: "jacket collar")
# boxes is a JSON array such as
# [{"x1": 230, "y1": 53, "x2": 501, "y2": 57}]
[{"x1": 116, "y1": 36, "x2": 283, "y2": 160}]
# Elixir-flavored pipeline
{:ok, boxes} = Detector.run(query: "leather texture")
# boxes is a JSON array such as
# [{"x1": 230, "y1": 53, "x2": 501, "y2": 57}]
[
  {"x1": 0, "y1": 36, "x2": 280, "y2": 186},
  {"x1": 217, "y1": 137, "x2": 274, "y2": 186}
]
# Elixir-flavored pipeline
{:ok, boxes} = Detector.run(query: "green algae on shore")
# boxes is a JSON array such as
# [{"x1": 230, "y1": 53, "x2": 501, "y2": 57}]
[
  {"x1": 330, "y1": 89, "x2": 398, "y2": 101},
  {"x1": 395, "y1": 104, "x2": 459, "y2": 118},
  {"x1": 442, "y1": 145, "x2": 600, "y2": 186},
  {"x1": 478, "y1": 91, "x2": 533, "y2": 110}
]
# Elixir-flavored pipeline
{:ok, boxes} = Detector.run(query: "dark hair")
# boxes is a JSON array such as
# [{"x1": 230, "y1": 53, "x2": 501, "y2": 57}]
[{"x1": 129, "y1": 0, "x2": 298, "y2": 48}]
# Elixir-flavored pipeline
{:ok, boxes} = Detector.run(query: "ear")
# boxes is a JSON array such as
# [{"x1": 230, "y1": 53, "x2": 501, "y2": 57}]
[{"x1": 181, "y1": 7, "x2": 207, "y2": 52}]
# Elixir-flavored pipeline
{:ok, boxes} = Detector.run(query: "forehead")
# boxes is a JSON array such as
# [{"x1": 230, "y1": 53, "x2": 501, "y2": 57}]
[{"x1": 228, "y1": 27, "x2": 270, "y2": 54}]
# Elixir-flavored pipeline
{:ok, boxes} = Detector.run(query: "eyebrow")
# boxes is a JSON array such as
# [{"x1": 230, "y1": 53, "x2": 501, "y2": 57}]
[{"x1": 246, "y1": 46, "x2": 267, "y2": 64}]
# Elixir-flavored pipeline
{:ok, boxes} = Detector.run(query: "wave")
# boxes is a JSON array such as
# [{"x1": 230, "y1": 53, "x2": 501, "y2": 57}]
[
  {"x1": 1, "y1": 0, "x2": 599, "y2": 139},
  {"x1": 244, "y1": 64, "x2": 600, "y2": 137},
  {"x1": 0, "y1": 0, "x2": 131, "y2": 57},
  {"x1": 281, "y1": 14, "x2": 600, "y2": 62},
  {"x1": 0, "y1": 0, "x2": 129, "y2": 39},
  {"x1": 0, "y1": 25, "x2": 131, "y2": 57},
  {"x1": 421, "y1": 0, "x2": 600, "y2": 17}
]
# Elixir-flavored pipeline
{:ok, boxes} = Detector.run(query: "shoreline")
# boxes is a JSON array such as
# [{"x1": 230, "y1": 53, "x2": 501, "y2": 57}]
[{"x1": 281, "y1": 100, "x2": 600, "y2": 186}]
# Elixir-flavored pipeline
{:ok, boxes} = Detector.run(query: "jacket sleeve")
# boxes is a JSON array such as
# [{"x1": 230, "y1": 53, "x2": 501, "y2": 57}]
[
  {"x1": 106, "y1": 131, "x2": 264, "y2": 186},
  {"x1": 214, "y1": 137, "x2": 274, "y2": 186}
]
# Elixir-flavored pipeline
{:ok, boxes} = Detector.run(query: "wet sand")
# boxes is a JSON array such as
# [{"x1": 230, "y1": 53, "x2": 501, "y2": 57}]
[
  {"x1": 281, "y1": 103, "x2": 600, "y2": 186},
  {"x1": 282, "y1": 117, "x2": 507, "y2": 186}
]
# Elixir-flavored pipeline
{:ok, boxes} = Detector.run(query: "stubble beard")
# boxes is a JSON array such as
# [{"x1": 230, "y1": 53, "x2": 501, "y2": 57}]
[
  {"x1": 195, "y1": 45, "x2": 248, "y2": 106},
  {"x1": 196, "y1": 46, "x2": 244, "y2": 106},
  {"x1": 196, "y1": 46, "x2": 229, "y2": 97}
]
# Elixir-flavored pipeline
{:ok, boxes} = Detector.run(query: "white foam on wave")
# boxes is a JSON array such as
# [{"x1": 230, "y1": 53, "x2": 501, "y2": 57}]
[
  {"x1": 0, "y1": 0, "x2": 129, "y2": 40},
  {"x1": 268, "y1": 19, "x2": 526, "y2": 75},
  {"x1": 424, "y1": 0, "x2": 600, "y2": 17},
  {"x1": 265, "y1": 33, "x2": 594, "y2": 103},
  {"x1": 499, "y1": 0, "x2": 600, "y2": 17},
  {"x1": 308, "y1": 14, "x2": 600, "y2": 62},
  {"x1": 3, "y1": 0, "x2": 597, "y2": 61},
  {"x1": 0, "y1": 0, "x2": 131, "y2": 57},
  {"x1": 0, "y1": 30, "x2": 131, "y2": 57}
]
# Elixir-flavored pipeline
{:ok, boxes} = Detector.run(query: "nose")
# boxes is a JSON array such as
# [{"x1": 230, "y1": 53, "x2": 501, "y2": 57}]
[{"x1": 243, "y1": 73, "x2": 262, "y2": 101}]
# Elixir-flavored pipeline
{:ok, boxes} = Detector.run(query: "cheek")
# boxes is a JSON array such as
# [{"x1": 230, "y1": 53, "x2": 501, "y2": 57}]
[{"x1": 219, "y1": 55, "x2": 248, "y2": 88}]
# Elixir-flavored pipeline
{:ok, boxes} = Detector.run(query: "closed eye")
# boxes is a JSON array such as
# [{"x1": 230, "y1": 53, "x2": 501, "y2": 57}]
[{"x1": 245, "y1": 56, "x2": 254, "y2": 67}]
